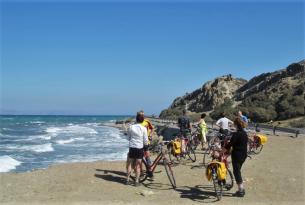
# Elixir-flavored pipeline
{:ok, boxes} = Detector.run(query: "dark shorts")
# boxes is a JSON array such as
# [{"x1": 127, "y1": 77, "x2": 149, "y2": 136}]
[{"x1": 128, "y1": 147, "x2": 144, "y2": 159}]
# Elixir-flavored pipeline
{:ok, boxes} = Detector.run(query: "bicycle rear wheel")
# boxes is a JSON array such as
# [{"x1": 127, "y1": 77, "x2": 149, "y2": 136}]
[
  {"x1": 186, "y1": 145, "x2": 196, "y2": 162},
  {"x1": 253, "y1": 144, "x2": 263, "y2": 154},
  {"x1": 138, "y1": 160, "x2": 149, "y2": 183},
  {"x1": 212, "y1": 167, "x2": 223, "y2": 201},
  {"x1": 163, "y1": 158, "x2": 176, "y2": 189},
  {"x1": 224, "y1": 169, "x2": 234, "y2": 191}
]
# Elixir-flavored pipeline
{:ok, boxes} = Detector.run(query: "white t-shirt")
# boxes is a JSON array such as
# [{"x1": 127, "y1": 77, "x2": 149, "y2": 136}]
[
  {"x1": 128, "y1": 124, "x2": 148, "y2": 149},
  {"x1": 216, "y1": 117, "x2": 233, "y2": 130}
]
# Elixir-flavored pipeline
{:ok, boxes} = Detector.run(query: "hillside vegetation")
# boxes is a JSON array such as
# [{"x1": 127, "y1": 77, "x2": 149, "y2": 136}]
[{"x1": 160, "y1": 60, "x2": 305, "y2": 124}]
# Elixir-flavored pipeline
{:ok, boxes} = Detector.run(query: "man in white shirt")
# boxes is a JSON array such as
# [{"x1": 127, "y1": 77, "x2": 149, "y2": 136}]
[
  {"x1": 216, "y1": 112, "x2": 233, "y2": 136},
  {"x1": 126, "y1": 112, "x2": 148, "y2": 186}
]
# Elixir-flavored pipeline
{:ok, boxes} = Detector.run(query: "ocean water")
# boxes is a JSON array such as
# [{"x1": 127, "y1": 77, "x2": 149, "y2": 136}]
[{"x1": 0, "y1": 115, "x2": 130, "y2": 173}]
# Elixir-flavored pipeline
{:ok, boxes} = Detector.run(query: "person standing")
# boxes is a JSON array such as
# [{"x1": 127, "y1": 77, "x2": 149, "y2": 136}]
[
  {"x1": 197, "y1": 113, "x2": 208, "y2": 150},
  {"x1": 216, "y1": 112, "x2": 233, "y2": 136},
  {"x1": 238, "y1": 110, "x2": 248, "y2": 126},
  {"x1": 224, "y1": 117, "x2": 248, "y2": 197},
  {"x1": 178, "y1": 109, "x2": 192, "y2": 138},
  {"x1": 126, "y1": 112, "x2": 148, "y2": 186},
  {"x1": 178, "y1": 109, "x2": 191, "y2": 153}
]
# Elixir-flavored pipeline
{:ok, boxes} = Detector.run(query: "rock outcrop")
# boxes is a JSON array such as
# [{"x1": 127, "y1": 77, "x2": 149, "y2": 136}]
[{"x1": 160, "y1": 60, "x2": 305, "y2": 122}]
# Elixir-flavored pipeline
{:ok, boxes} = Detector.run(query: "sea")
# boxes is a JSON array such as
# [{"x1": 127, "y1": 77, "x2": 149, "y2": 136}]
[{"x1": 0, "y1": 115, "x2": 130, "y2": 173}]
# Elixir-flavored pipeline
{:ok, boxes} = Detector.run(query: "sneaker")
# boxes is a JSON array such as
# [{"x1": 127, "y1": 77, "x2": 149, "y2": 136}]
[
  {"x1": 125, "y1": 180, "x2": 132, "y2": 185},
  {"x1": 232, "y1": 190, "x2": 245, "y2": 197},
  {"x1": 135, "y1": 182, "x2": 141, "y2": 187},
  {"x1": 147, "y1": 171, "x2": 154, "y2": 178}
]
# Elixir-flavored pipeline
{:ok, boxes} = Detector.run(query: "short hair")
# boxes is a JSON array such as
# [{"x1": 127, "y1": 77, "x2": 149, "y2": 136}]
[
  {"x1": 234, "y1": 117, "x2": 246, "y2": 130},
  {"x1": 136, "y1": 112, "x2": 144, "y2": 123},
  {"x1": 221, "y1": 112, "x2": 226, "y2": 118},
  {"x1": 201, "y1": 113, "x2": 206, "y2": 118},
  {"x1": 182, "y1": 109, "x2": 187, "y2": 115}
]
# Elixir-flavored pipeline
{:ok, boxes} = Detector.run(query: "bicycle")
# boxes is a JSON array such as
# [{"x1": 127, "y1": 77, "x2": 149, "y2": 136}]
[
  {"x1": 247, "y1": 133, "x2": 265, "y2": 154},
  {"x1": 167, "y1": 136, "x2": 196, "y2": 163},
  {"x1": 206, "y1": 148, "x2": 234, "y2": 201},
  {"x1": 139, "y1": 141, "x2": 176, "y2": 189}
]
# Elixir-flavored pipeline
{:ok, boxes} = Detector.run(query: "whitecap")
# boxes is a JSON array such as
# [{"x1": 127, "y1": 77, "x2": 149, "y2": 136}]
[
  {"x1": 5, "y1": 143, "x2": 54, "y2": 153},
  {"x1": 55, "y1": 139, "x2": 75, "y2": 145},
  {"x1": 46, "y1": 125, "x2": 97, "y2": 135},
  {"x1": 0, "y1": 156, "x2": 22, "y2": 172},
  {"x1": 55, "y1": 137, "x2": 85, "y2": 145},
  {"x1": 29, "y1": 135, "x2": 52, "y2": 140},
  {"x1": 28, "y1": 143, "x2": 54, "y2": 153},
  {"x1": 29, "y1": 121, "x2": 45, "y2": 124}
]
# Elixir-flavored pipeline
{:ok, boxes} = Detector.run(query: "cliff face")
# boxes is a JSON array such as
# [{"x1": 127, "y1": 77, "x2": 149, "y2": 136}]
[
  {"x1": 236, "y1": 61, "x2": 305, "y2": 100},
  {"x1": 160, "y1": 60, "x2": 305, "y2": 121},
  {"x1": 159, "y1": 75, "x2": 247, "y2": 118}
]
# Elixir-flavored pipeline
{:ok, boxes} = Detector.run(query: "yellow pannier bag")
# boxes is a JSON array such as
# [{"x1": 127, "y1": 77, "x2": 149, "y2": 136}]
[
  {"x1": 206, "y1": 161, "x2": 227, "y2": 181},
  {"x1": 257, "y1": 134, "x2": 267, "y2": 145},
  {"x1": 173, "y1": 139, "x2": 181, "y2": 155}
]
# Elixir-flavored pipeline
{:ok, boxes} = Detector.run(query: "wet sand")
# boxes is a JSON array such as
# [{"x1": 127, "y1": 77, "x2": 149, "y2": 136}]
[{"x1": 1, "y1": 133, "x2": 305, "y2": 205}]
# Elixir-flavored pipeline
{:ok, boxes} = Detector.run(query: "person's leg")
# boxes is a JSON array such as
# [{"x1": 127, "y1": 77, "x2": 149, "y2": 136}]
[
  {"x1": 126, "y1": 157, "x2": 133, "y2": 183},
  {"x1": 135, "y1": 159, "x2": 142, "y2": 186},
  {"x1": 232, "y1": 158, "x2": 245, "y2": 196}
]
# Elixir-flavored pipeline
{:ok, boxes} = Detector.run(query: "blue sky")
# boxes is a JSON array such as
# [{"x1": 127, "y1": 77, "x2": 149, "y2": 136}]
[{"x1": 0, "y1": 0, "x2": 304, "y2": 115}]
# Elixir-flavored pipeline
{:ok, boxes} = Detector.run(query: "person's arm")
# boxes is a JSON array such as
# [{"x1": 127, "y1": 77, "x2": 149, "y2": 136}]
[
  {"x1": 143, "y1": 128, "x2": 149, "y2": 151},
  {"x1": 215, "y1": 119, "x2": 221, "y2": 128},
  {"x1": 225, "y1": 132, "x2": 237, "y2": 150}
]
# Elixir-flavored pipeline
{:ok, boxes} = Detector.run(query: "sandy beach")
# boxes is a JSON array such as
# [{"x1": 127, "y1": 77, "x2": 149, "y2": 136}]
[{"x1": 1, "y1": 133, "x2": 305, "y2": 205}]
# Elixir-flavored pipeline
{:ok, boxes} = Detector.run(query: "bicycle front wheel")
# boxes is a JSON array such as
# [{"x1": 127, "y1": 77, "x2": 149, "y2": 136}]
[
  {"x1": 163, "y1": 158, "x2": 176, "y2": 189},
  {"x1": 212, "y1": 167, "x2": 223, "y2": 201}
]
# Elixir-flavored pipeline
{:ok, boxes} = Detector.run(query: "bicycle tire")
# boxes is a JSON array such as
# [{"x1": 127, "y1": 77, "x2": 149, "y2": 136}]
[
  {"x1": 253, "y1": 144, "x2": 263, "y2": 154},
  {"x1": 186, "y1": 145, "x2": 196, "y2": 162},
  {"x1": 163, "y1": 158, "x2": 176, "y2": 189},
  {"x1": 138, "y1": 160, "x2": 149, "y2": 183},
  {"x1": 224, "y1": 169, "x2": 234, "y2": 191},
  {"x1": 212, "y1": 166, "x2": 223, "y2": 201}
]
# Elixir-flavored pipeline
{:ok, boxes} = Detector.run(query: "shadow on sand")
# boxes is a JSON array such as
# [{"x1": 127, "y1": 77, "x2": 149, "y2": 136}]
[
  {"x1": 175, "y1": 185, "x2": 234, "y2": 203},
  {"x1": 94, "y1": 169, "x2": 126, "y2": 185}
]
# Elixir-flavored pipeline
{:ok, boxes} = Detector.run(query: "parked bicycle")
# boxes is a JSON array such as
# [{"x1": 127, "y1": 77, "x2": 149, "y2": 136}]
[
  {"x1": 167, "y1": 136, "x2": 196, "y2": 163},
  {"x1": 139, "y1": 141, "x2": 176, "y2": 189},
  {"x1": 247, "y1": 132, "x2": 267, "y2": 155},
  {"x1": 205, "y1": 148, "x2": 234, "y2": 201}
]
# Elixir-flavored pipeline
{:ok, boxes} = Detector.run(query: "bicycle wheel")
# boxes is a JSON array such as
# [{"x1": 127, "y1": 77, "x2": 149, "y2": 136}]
[
  {"x1": 253, "y1": 144, "x2": 263, "y2": 154},
  {"x1": 138, "y1": 159, "x2": 149, "y2": 183},
  {"x1": 163, "y1": 158, "x2": 176, "y2": 189},
  {"x1": 186, "y1": 145, "x2": 196, "y2": 162},
  {"x1": 224, "y1": 169, "x2": 234, "y2": 191},
  {"x1": 212, "y1": 167, "x2": 223, "y2": 201},
  {"x1": 190, "y1": 134, "x2": 199, "y2": 150},
  {"x1": 203, "y1": 147, "x2": 212, "y2": 167}
]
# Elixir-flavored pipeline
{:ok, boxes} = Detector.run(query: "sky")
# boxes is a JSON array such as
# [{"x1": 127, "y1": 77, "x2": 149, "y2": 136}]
[{"x1": 0, "y1": 0, "x2": 304, "y2": 115}]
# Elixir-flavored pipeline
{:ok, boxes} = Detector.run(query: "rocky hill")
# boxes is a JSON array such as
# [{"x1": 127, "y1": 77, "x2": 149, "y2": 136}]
[{"x1": 160, "y1": 60, "x2": 305, "y2": 124}]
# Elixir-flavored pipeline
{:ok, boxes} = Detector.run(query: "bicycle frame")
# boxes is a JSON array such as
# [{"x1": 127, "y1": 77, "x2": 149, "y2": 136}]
[{"x1": 148, "y1": 151, "x2": 166, "y2": 173}]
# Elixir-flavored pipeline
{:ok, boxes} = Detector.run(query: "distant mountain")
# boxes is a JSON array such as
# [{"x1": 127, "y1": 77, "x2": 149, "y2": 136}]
[{"x1": 160, "y1": 60, "x2": 305, "y2": 123}]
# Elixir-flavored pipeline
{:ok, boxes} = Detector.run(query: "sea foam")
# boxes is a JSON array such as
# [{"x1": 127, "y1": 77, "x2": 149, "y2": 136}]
[{"x1": 0, "y1": 156, "x2": 22, "y2": 172}]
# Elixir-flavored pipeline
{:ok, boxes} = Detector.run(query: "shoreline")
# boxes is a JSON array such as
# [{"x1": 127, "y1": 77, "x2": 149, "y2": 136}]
[{"x1": 1, "y1": 134, "x2": 305, "y2": 204}]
